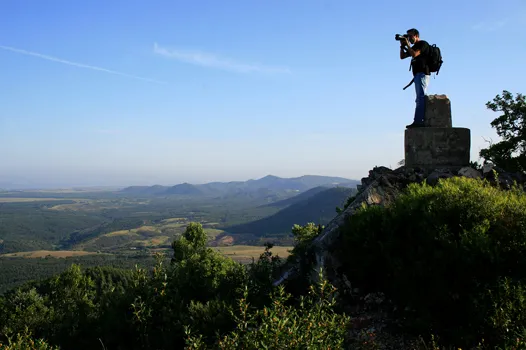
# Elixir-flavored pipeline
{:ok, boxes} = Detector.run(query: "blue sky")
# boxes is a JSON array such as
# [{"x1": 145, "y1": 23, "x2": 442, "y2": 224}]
[{"x1": 1, "y1": 0, "x2": 525, "y2": 188}]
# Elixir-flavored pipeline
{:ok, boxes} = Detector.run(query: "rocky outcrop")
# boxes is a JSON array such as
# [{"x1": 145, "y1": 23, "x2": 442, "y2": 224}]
[
  {"x1": 272, "y1": 162, "x2": 526, "y2": 348},
  {"x1": 273, "y1": 163, "x2": 526, "y2": 289}
]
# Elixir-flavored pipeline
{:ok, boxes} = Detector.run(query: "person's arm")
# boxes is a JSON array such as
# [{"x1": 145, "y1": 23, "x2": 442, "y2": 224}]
[
  {"x1": 403, "y1": 38, "x2": 422, "y2": 58},
  {"x1": 400, "y1": 45, "x2": 411, "y2": 59}
]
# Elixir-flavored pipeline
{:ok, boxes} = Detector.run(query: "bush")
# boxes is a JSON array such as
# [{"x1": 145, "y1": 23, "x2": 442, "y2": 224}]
[
  {"x1": 184, "y1": 270, "x2": 350, "y2": 349},
  {"x1": 0, "y1": 329, "x2": 59, "y2": 349},
  {"x1": 335, "y1": 176, "x2": 526, "y2": 348}
]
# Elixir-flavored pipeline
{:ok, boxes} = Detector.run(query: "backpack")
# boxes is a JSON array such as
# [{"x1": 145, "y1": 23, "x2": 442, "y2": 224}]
[
  {"x1": 426, "y1": 43, "x2": 443, "y2": 74},
  {"x1": 402, "y1": 41, "x2": 443, "y2": 90}
]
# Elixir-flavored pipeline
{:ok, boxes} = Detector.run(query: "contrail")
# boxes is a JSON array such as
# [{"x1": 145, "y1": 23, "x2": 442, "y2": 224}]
[
  {"x1": 0, "y1": 45, "x2": 167, "y2": 84},
  {"x1": 153, "y1": 42, "x2": 291, "y2": 74}
]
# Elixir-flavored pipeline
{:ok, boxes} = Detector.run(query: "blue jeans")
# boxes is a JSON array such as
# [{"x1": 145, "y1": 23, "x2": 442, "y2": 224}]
[{"x1": 414, "y1": 73, "x2": 430, "y2": 123}]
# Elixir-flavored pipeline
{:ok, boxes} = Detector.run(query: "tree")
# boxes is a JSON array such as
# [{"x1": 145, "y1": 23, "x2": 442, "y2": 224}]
[{"x1": 479, "y1": 90, "x2": 526, "y2": 173}]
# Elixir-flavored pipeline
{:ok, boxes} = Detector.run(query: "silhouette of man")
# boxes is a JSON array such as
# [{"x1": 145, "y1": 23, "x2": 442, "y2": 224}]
[{"x1": 400, "y1": 28, "x2": 430, "y2": 128}]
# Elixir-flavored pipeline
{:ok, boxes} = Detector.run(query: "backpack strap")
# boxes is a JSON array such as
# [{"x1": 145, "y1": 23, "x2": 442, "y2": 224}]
[{"x1": 403, "y1": 78, "x2": 414, "y2": 90}]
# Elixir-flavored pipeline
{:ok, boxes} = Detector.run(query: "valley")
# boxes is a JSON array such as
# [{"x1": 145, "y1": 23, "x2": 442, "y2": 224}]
[{"x1": 0, "y1": 174, "x2": 358, "y2": 294}]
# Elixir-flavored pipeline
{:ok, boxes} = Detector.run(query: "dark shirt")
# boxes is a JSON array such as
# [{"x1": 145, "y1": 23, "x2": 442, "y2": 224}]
[{"x1": 410, "y1": 40, "x2": 430, "y2": 76}]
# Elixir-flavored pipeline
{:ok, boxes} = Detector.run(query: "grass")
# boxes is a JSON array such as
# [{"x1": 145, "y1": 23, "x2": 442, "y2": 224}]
[
  {"x1": 106, "y1": 230, "x2": 135, "y2": 237},
  {"x1": 0, "y1": 245, "x2": 293, "y2": 264},
  {"x1": 204, "y1": 228, "x2": 225, "y2": 238},
  {"x1": 215, "y1": 245, "x2": 292, "y2": 262}
]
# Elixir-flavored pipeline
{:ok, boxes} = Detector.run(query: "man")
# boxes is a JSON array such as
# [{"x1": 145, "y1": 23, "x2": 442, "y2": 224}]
[{"x1": 400, "y1": 28, "x2": 430, "y2": 128}]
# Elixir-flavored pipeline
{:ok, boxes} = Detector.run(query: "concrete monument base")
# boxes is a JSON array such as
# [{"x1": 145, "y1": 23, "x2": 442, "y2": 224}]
[
  {"x1": 404, "y1": 94, "x2": 471, "y2": 168},
  {"x1": 405, "y1": 127, "x2": 471, "y2": 168}
]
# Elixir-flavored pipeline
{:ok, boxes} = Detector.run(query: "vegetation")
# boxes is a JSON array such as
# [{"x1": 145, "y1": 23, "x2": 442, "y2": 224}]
[
  {"x1": 0, "y1": 254, "x2": 156, "y2": 294},
  {"x1": 3, "y1": 178, "x2": 526, "y2": 348},
  {"x1": 3, "y1": 174, "x2": 525, "y2": 349},
  {"x1": 0, "y1": 223, "x2": 345, "y2": 349},
  {"x1": 335, "y1": 176, "x2": 526, "y2": 348},
  {"x1": 479, "y1": 90, "x2": 526, "y2": 173}
]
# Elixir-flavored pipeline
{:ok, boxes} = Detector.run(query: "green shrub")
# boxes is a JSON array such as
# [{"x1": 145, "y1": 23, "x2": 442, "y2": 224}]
[
  {"x1": 0, "y1": 329, "x2": 59, "y2": 350},
  {"x1": 335, "y1": 176, "x2": 526, "y2": 348},
  {"x1": 184, "y1": 270, "x2": 350, "y2": 349}
]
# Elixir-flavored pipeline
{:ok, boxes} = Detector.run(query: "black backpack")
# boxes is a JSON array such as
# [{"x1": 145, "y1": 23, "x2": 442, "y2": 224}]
[
  {"x1": 427, "y1": 43, "x2": 443, "y2": 74},
  {"x1": 403, "y1": 41, "x2": 443, "y2": 90}
]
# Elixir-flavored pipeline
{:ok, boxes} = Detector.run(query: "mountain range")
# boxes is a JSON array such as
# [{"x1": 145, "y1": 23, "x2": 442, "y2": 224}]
[{"x1": 120, "y1": 175, "x2": 359, "y2": 198}]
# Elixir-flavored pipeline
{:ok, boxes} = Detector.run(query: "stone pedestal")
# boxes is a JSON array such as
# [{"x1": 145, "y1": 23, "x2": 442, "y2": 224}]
[
  {"x1": 405, "y1": 127, "x2": 471, "y2": 168},
  {"x1": 424, "y1": 94, "x2": 452, "y2": 127},
  {"x1": 405, "y1": 94, "x2": 471, "y2": 169}
]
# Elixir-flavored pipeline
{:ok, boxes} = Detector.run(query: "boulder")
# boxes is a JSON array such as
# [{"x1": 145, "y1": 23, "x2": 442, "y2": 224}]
[
  {"x1": 426, "y1": 169, "x2": 454, "y2": 186},
  {"x1": 458, "y1": 166, "x2": 482, "y2": 179}
]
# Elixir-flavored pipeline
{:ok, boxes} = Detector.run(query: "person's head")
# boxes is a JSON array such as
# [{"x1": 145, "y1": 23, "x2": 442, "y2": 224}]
[{"x1": 406, "y1": 28, "x2": 420, "y2": 44}]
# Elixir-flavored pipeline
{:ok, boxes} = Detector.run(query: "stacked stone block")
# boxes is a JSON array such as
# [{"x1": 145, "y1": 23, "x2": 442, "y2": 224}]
[{"x1": 405, "y1": 94, "x2": 471, "y2": 168}]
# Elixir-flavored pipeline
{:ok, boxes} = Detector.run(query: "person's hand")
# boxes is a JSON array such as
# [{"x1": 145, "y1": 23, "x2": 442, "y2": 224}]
[{"x1": 401, "y1": 37, "x2": 410, "y2": 47}]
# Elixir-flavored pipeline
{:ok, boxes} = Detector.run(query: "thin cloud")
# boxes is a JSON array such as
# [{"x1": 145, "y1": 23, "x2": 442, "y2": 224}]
[
  {"x1": 0, "y1": 45, "x2": 167, "y2": 84},
  {"x1": 472, "y1": 19, "x2": 508, "y2": 31},
  {"x1": 153, "y1": 42, "x2": 291, "y2": 74}
]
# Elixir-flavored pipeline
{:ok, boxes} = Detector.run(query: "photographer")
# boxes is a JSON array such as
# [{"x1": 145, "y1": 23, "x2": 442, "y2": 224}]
[{"x1": 398, "y1": 28, "x2": 430, "y2": 128}]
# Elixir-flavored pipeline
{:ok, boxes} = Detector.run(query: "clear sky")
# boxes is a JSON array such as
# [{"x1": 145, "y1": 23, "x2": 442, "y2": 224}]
[{"x1": 1, "y1": 0, "x2": 525, "y2": 188}]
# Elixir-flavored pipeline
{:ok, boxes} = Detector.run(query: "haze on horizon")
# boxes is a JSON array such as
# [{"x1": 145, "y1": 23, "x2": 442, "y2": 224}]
[{"x1": 1, "y1": 1, "x2": 525, "y2": 189}]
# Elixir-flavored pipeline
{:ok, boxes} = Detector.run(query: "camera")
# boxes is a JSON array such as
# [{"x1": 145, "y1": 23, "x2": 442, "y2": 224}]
[{"x1": 395, "y1": 33, "x2": 408, "y2": 41}]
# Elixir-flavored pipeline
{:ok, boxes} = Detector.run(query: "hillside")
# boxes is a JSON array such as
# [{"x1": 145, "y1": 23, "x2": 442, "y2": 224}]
[
  {"x1": 260, "y1": 185, "x2": 337, "y2": 208},
  {"x1": 222, "y1": 186, "x2": 355, "y2": 236},
  {"x1": 164, "y1": 183, "x2": 203, "y2": 196}
]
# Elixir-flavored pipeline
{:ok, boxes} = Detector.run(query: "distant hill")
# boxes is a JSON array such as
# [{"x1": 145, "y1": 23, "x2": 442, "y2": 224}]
[
  {"x1": 119, "y1": 185, "x2": 169, "y2": 196},
  {"x1": 164, "y1": 183, "x2": 203, "y2": 196},
  {"x1": 221, "y1": 186, "x2": 356, "y2": 236},
  {"x1": 119, "y1": 175, "x2": 359, "y2": 199},
  {"x1": 290, "y1": 175, "x2": 359, "y2": 189},
  {"x1": 261, "y1": 186, "x2": 333, "y2": 208}
]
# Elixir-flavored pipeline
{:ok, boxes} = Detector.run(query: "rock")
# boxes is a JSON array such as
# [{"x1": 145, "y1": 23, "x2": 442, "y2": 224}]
[
  {"x1": 424, "y1": 94, "x2": 452, "y2": 128},
  {"x1": 426, "y1": 169, "x2": 454, "y2": 186},
  {"x1": 369, "y1": 166, "x2": 392, "y2": 179},
  {"x1": 482, "y1": 163, "x2": 494, "y2": 175},
  {"x1": 458, "y1": 167, "x2": 482, "y2": 178}
]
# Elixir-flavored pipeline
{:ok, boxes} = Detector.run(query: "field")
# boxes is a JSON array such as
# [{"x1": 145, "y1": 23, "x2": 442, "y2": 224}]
[
  {"x1": 1, "y1": 250, "x2": 101, "y2": 258},
  {"x1": 74, "y1": 217, "x2": 232, "y2": 252},
  {"x1": 0, "y1": 245, "x2": 292, "y2": 264},
  {"x1": 215, "y1": 245, "x2": 292, "y2": 263}
]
